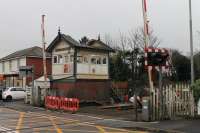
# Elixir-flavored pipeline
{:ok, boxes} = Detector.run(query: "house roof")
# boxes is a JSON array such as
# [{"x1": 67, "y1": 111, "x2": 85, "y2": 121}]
[
  {"x1": 0, "y1": 46, "x2": 51, "y2": 61},
  {"x1": 46, "y1": 33, "x2": 114, "y2": 52}
]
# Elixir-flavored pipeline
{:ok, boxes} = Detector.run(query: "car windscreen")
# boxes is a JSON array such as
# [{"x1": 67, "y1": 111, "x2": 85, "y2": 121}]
[{"x1": 16, "y1": 88, "x2": 25, "y2": 91}]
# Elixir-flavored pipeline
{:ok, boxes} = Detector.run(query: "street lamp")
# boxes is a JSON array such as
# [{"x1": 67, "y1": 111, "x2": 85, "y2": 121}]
[{"x1": 189, "y1": 0, "x2": 194, "y2": 84}]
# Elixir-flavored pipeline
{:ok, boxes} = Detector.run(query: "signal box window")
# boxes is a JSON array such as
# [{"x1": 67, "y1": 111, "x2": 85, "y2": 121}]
[
  {"x1": 58, "y1": 55, "x2": 63, "y2": 64},
  {"x1": 97, "y1": 57, "x2": 101, "y2": 64},
  {"x1": 83, "y1": 57, "x2": 88, "y2": 63},
  {"x1": 77, "y1": 56, "x2": 83, "y2": 63},
  {"x1": 70, "y1": 55, "x2": 74, "y2": 62},
  {"x1": 103, "y1": 58, "x2": 107, "y2": 64},
  {"x1": 64, "y1": 55, "x2": 69, "y2": 63},
  {"x1": 53, "y1": 56, "x2": 58, "y2": 64},
  {"x1": 91, "y1": 58, "x2": 96, "y2": 64}
]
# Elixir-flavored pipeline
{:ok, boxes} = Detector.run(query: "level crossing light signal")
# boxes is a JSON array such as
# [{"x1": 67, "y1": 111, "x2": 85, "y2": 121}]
[
  {"x1": 147, "y1": 52, "x2": 169, "y2": 66},
  {"x1": 145, "y1": 48, "x2": 169, "y2": 68}
]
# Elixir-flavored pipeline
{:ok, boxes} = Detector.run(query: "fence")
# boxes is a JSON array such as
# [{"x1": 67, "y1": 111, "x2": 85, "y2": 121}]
[
  {"x1": 111, "y1": 82, "x2": 129, "y2": 102},
  {"x1": 45, "y1": 96, "x2": 79, "y2": 112},
  {"x1": 151, "y1": 83, "x2": 195, "y2": 120}
]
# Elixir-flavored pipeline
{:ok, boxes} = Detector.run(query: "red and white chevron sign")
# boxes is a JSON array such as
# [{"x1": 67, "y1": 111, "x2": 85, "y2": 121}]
[{"x1": 144, "y1": 47, "x2": 170, "y2": 73}]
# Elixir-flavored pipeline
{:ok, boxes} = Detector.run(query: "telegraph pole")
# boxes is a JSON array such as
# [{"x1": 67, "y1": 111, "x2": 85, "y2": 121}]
[
  {"x1": 41, "y1": 15, "x2": 48, "y2": 102},
  {"x1": 189, "y1": 0, "x2": 194, "y2": 84},
  {"x1": 142, "y1": 0, "x2": 154, "y2": 121},
  {"x1": 41, "y1": 15, "x2": 47, "y2": 82}
]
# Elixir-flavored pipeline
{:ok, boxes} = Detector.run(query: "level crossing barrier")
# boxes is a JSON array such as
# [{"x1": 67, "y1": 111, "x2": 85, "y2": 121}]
[{"x1": 45, "y1": 96, "x2": 79, "y2": 112}]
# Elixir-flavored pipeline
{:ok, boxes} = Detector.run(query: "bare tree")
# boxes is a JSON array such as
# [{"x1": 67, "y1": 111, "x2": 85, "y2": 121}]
[
  {"x1": 104, "y1": 27, "x2": 160, "y2": 52},
  {"x1": 119, "y1": 31, "x2": 129, "y2": 52},
  {"x1": 128, "y1": 27, "x2": 160, "y2": 51},
  {"x1": 104, "y1": 33, "x2": 119, "y2": 50}
]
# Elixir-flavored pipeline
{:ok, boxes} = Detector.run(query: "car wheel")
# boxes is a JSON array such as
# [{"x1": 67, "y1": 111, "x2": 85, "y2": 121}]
[{"x1": 6, "y1": 96, "x2": 12, "y2": 102}]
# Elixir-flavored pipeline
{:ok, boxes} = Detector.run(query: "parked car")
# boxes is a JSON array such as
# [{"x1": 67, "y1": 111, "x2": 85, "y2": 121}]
[
  {"x1": 2, "y1": 87, "x2": 26, "y2": 101},
  {"x1": 0, "y1": 86, "x2": 6, "y2": 100},
  {"x1": 0, "y1": 89, "x2": 2, "y2": 100}
]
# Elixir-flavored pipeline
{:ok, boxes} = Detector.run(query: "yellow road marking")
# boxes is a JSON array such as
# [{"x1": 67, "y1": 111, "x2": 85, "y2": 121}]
[
  {"x1": 96, "y1": 126, "x2": 106, "y2": 133},
  {"x1": 100, "y1": 126, "x2": 134, "y2": 132},
  {"x1": 50, "y1": 117, "x2": 63, "y2": 133},
  {"x1": 106, "y1": 131, "x2": 149, "y2": 133},
  {"x1": 35, "y1": 128, "x2": 99, "y2": 133},
  {"x1": 2, "y1": 108, "x2": 147, "y2": 133},
  {"x1": 33, "y1": 128, "x2": 40, "y2": 133},
  {"x1": 16, "y1": 112, "x2": 25, "y2": 133}
]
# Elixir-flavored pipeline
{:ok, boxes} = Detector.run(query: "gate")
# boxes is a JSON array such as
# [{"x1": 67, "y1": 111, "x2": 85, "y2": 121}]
[{"x1": 151, "y1": 83, "x2": 195, "y2": 120}]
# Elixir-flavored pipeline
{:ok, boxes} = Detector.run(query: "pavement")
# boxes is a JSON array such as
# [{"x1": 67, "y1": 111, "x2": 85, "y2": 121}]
[{"x1": 0, "y1": 100, "x2": 199, "y2": 133}]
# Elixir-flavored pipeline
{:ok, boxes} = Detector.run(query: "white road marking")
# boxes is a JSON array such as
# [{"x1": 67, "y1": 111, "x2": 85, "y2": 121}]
[{"x1": 0, "y1": 126, "x2": 16, "y2": 133}]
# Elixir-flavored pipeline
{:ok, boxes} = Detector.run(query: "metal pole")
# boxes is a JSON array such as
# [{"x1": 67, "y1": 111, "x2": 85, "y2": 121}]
[
  {"x1": 189, "y1": 0, "x2": 194, "y2": 84},
  {"x1": 142, "y1": 0, "x2": 154, "y2": 121},
  {"x1": 159, "y1": 67, "x2": 163, "y2": 119},
  {"x1": 135, "y1": 95, "x2": 138, "y2": 121}
]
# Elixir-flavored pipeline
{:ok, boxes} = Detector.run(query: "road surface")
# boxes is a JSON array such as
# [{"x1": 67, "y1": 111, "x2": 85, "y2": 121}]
[{"x1": 0, "y1": 107, "x2": 149, "y2": 133}]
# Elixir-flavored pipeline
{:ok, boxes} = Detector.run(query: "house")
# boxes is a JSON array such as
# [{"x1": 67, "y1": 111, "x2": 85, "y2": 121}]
[
  {"x1": 46, "y1": 31, "x2": 114, "y2": 103},
  {"x1": 0, "y1": 46, "x2": 52, "y2": 88}
]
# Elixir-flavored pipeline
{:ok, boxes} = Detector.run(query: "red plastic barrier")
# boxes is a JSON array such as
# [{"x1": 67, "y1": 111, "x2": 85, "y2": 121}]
[
  {"x1": 45, "y1": 96, "x2": 79, "y2": 112},
  {"x1": 59, "y1": 97, "x2": 65, "y2": 110}
]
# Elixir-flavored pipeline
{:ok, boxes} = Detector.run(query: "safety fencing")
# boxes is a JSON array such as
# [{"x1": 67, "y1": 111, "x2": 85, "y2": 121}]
[{"x1": 45, "y1": 96, "x2": 79, "y2": 112}]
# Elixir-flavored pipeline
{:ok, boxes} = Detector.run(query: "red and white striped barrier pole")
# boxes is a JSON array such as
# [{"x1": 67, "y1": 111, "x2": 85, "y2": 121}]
[
  {"x1": 142, "y1": 0, "x2": 149, "y2": 44},
  {"x1": 142, "y1": 0, "x2": 153, "y2": 91},
  {"x1": 142, "y1": 0, "x2": 154, "y2": 121}
]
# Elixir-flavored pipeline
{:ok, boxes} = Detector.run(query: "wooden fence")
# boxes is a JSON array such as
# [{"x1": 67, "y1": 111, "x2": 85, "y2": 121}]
[{"x1": 151, "y1": 83, "x2": 195, "y2": 120}]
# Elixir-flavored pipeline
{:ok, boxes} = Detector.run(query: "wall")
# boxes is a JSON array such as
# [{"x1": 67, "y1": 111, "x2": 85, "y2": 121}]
[
  {"x1": 11, "y1": 60, "x2": 18, "y2": 72},
  {"x1": 0, "y1": 58, "x2": 26, "y2": 74},
  {"x1": 4, "y1": 61, "x2": 10, "y2": 74},
  {"x1": 0, "y1": 57, "x2": 51, "y2": 87},
  {"x1": 26, "y1": 57, "x2": 52, "y2": 85},
  {"x1": 0, "y1": 63, "x2": 2, "y2": 73},
  {"x1": 5, "y1": 76, "x2": 23, "y2": 88},
  {"x1": 52, "y1": 40, "x2": 74, "y2": 79},
  {"x1": 50, "y1": 79, "x2": 111, "y2": 103},
  {"x1": 76, "y1": 50, "x2": 109, "y2": 79}
]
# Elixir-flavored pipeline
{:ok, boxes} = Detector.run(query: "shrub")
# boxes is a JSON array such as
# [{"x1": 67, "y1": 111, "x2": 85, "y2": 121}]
[{"x1": 191, "y1": 79, "x2": 200, "y2": 104}]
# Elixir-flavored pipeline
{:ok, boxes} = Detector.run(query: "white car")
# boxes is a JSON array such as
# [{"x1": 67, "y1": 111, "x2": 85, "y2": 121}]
[{"x1": 2, "y1": 87, "x2": 26, "y2": 101}]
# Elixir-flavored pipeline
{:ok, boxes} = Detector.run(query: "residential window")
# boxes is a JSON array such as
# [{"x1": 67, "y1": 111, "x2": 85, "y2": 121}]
[
  {"x1": 9, "y1": 61, "x2": 11, "y2": 71},
  {"x1": 16, "y1": 81, "x2": 20, "y2": 87},
  {"x1": 53, "y1": 56, "x2": 58, "y2": 64},
  {"x1": 91, "y1": 58, "x2": 96, "y2": 64},
  {"x1": 2, "y1": 62, "x2": 5, "y2": 72},
  {"x1": 17, "y1": 59, "x2": 20, "y2": 69},
  {"x1": 103, "y1": 57, "x2": 107, "y2": 64}
]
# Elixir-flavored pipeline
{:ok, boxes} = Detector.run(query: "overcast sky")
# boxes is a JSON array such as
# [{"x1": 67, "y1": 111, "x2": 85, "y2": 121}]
[{"x1": 0, "y1": 0, "x2": 200, "y2": 57}]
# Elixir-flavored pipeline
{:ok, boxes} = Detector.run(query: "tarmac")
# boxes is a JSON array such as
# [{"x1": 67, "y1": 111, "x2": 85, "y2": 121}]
[{"x1": 0, "y1": 100, "x2": 200, "y2": 133}]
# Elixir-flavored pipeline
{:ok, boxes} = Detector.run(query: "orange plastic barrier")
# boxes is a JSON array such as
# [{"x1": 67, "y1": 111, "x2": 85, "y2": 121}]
[{"x1": 45, "y1": 96, "x2": 79, "y2": 112}]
